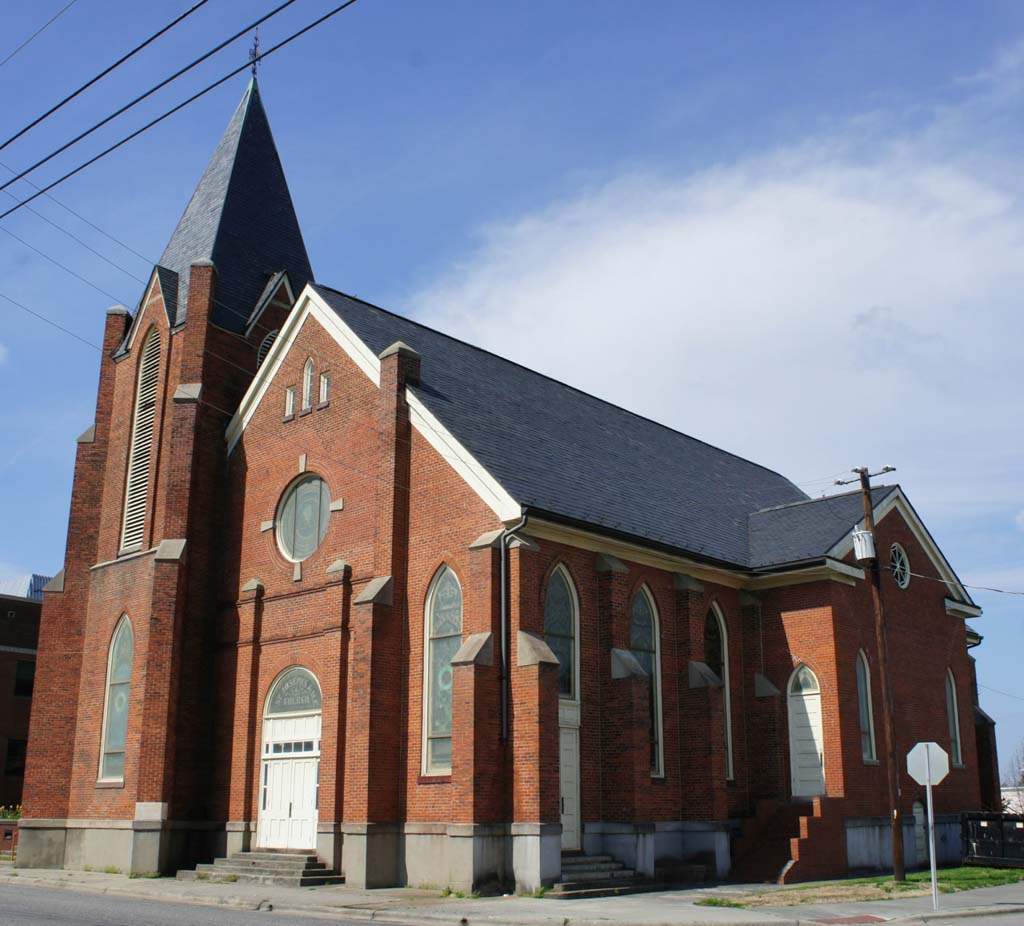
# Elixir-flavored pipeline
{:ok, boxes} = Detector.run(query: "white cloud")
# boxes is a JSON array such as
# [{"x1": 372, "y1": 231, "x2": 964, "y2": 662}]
[{"x1": 409, "y1": 61, "x2": 1024, "y2": 526}]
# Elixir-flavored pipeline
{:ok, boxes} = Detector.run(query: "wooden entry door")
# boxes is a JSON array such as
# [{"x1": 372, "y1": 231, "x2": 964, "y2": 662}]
[
  {"x1": 559, "y1": 700, "x2": 581, "y2": 850},
  {"x1": 788, "y1": 665, "x2": 825, "y2": 798},
  {"x1": 256, "y1": 712, "x2": 321, "y2": 850}
]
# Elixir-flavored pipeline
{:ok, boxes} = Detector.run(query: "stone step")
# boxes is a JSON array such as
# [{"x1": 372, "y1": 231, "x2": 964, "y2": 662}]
[
  {"x1": 560, "y1": 860, "x2": 627, "y2": 873},
  {"x1": 556, "y1": 867, "x2": 637, "y2": 884},
  {"x1": 178, "y1": 869, "x2": 344, "y2": 887},
  {"x1": 228, "y1": 851, "x2": 319, "y2": 863},
  {"x1": 561, "y1": 853, "x2": 613, "y2": 864},
  {"x1": 548, "y1": 879, "x2": 665, "y2": 899},
  {"x1": 222, "y1": 856, "x2": 323, "y2": 870},
  {"x1": 198, "y1": 862, "x2": 329, "y2": 877}
]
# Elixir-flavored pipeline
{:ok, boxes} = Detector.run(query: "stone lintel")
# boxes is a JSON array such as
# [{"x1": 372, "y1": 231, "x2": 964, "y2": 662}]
[
  {"x1": 326, "y1": 559, "x2": 351, "y2": 576},
  {"x1": 76, "y1": 424, "x2": 96, "y2": 444},
  {"x1": 517, "y1": 631, "x2": 559, "y2": 667},
  {"x1": 42, "y1": 569, "x2": 65, "y2": 593},
  {"x1": 451, "y1": 631, "x2": 494, "y2": 667},
  {"x1": 355, "y1": 575, "x2": 393, "y2": 606},
  {"x1": 610, "y1": 647, "x2": 648, "y2": 679},
  {"x1": 154, "y1": 539, "x2": 187, "y2": 562},
  {"x1": 595, "y1": 553, "x2": 628, "y2": 574},
  {"x1": 241, "y1": 578, "x2": 264, "y2": 596},
  {"x1": 689, "y1": 660, "x2": 723, "y2": 689},
  {"x1": 172, "y1": 383, "x2": 202, "y2": 404},
  {"x1": 469, "y1": 529, "x2": 503, "y2": 550}
]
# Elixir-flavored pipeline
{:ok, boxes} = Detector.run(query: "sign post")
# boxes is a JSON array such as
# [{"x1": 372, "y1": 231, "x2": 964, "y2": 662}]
[{"x1": 907, "y1": 742, "x2": 950, "y2": 911}]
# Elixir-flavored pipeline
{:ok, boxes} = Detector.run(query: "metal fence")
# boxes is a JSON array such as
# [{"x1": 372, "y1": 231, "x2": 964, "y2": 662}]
[{"x1": 963, "y1": 812, "x2": 1024, "y2": 867}]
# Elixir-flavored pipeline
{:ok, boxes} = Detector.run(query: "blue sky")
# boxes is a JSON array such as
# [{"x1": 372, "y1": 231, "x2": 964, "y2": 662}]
[{"x1": 2, "y1": 1, "x2": 1022, "y2": 773}]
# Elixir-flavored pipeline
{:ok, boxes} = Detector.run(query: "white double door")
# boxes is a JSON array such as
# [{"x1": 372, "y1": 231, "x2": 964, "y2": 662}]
[
  {"x1": 559, "y1": 700, "x2": 581, "y2": 851},
  {"x1": 788, "y1": 688, "x2": 825, "y2": 797},
  {"x1": 256, "y1": 713, "x2": 320, "y2": 850}
]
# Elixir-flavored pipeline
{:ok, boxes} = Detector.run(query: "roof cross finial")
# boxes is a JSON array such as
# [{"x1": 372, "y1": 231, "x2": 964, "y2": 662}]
[{"x1": 249, "y1": 28, "x2": 260, "y2": 79}]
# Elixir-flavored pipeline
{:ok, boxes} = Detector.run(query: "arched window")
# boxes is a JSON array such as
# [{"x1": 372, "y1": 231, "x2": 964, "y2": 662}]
[
  {"x1": 302, "y1": 358, "x2": 314, "y2": 411},
  {"x1": 856, "y1": 650, "x2": 876, "y2": 761},
  {"x1": 257, "y1": 329, "x2": 279, "y2": 368},
  {"x1": 99, "y1": 616, "x2": 134, "y2": 781},
  {"x1": 423, "y1": 566, "x2": 462, "y2": 774},
  {"x1": 121, "y1": 328, "x2": 160, "y2": 551},
  {"x1": 631, "y1": 586, "x2": 663, "y2": 776},
  {"x1": 544, "y1": 566, "x2": 578, "y2": 699},
  {"x1": 705, "y1": 604, "x2": 734, "y2": 779},
  {"x1": 946, "y1": 669, "x2": 962, "y2": 766}
]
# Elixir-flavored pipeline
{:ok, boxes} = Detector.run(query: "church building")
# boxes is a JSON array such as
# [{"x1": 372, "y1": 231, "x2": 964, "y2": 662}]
[{"x1": 19, "y1": 80, "x2": 999, "y2": 892}]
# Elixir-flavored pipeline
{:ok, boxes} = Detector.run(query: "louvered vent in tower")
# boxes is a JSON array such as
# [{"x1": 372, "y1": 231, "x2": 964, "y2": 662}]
[
  {"x1": 120, "y1": 329, "x2": 161, "y2": 551},
  {"x1": 257, "y1": 329, "x2": 279, "y2": 368}
]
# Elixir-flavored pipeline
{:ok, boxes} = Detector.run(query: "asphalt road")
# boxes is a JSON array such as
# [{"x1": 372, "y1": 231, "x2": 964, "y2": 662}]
[{"x1": 0, "y1": 884, "x2": 365, "y2": 925}]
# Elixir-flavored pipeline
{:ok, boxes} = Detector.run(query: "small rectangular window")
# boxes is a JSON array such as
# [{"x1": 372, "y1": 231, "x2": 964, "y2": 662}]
[
  {"x1": 285, "y1": 386, "x2": 295, "y2": 417},
  {"x1": 319, "y1": 371, "x2": 330, "y2": 405},
  {"x1": 14, "y1": 660, "x2": 34, "y2": 698},
  {"x1": 4, "y1": 739, "x2": 26, "y2": 777}
]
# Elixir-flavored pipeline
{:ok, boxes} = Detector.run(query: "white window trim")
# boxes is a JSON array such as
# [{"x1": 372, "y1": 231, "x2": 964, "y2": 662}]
[
  {"x1": 422, "y1": 566, "x2": 462, "y2": 776},
  {"x1": 709, "y1": 602, "x2": 734, "y2": 780},
  {"x1": 890, "y1": 543, "x2": 910, "y2": 590},
  {"x1": 98, "y1": 615, "x2": 133, "y2": 783},
  {"x1": 634, "y1": 585, "x2": 664, "y2": 778},
  {"x1": 947, "y1": 668, "x2": 963, "y2": 767},
  {"x1": 545, "y1": 564, "x2": 580, "y2": 702},
  {"x1": 856, "y1": 649, "x2": 877, "y2": 762},
  {"x1": 319, "y1": 370, "x2": 330, "y2": 405},
  {"x1": 284, "y1": 385, "x2": 295, "y2": 417},
  {"x1": 302, "y1": 358, "x2": 314, "y2": 411}
]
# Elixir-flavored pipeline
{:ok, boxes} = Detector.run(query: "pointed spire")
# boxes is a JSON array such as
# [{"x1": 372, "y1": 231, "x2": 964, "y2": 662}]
[{"x1": 157, "y1": 79, "x2": 313, "y2": 331}]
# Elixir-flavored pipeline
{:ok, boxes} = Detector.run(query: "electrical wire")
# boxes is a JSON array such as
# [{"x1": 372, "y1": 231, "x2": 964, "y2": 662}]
[
  {"x1": 0, "y1": 0, "x2": 300, "y2": 192},
  {"x1": 980, "y1": 683, "x2": 1024, "y2": 704},
  {"x1": 0, "y1": 0, "x2": 363, "y2": 222},
  {"x1": 0, "y1": 0, "x2": 80, "y2": 69},
  {"x1": 1, "y1": 0, "x2": 212, "y2": 153}
]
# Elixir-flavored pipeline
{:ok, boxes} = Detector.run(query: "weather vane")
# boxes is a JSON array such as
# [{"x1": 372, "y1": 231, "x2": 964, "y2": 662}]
[{"x1": 249, "y1": 28, "x2": 260, "y2": 78}]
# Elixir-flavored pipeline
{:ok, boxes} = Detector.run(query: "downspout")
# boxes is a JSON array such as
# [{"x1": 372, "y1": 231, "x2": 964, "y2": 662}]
[{"x1": 500, "y1": 510, "x2": 529, "y2": 742}]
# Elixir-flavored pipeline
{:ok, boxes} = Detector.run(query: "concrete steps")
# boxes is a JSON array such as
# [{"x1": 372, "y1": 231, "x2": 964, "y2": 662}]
[
  {"x1": 548, "y1": 852, "x2": 663, "y2": 899},
  {"x1": 176, "y1": 849, "x2": 344, "y2": 887}
]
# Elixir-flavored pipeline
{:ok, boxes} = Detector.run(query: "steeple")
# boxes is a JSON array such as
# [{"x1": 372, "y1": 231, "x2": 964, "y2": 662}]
[{"x1": 157, "y1": 78, "x2": 313, "y2": 331}]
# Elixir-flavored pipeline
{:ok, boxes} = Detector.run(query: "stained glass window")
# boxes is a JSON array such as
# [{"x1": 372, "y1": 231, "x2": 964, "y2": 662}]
[
  {"x1": 631, "y1": 588, "x2": 662, "y2": 775},
  {"x1": 276, "y1": 474, "x2": 331, "y2": 562},
  {"x1": 425, "y1": 566, "x2": 462, "y2": 773},
  {"x1": 544, "y1": 568, "x2": 576, "y2": 698},
  {"x1": 100, "y1": 616, "x2": 133, "y2": 781},
  {"x1": 857, "y1": 651, "x2": 876, "y2": 761},
  {"x1": 302, "y1": 358, "x2": 314, "y2": 410},
  {"x1": 267, "y1": 667, "x2": 322, "y2": 715},
  {"x1": 706, "y1": 606, "x2": 734, "y2": 779},
  {"x1": 946, "y1": 669, "x2": 962, "y2": 766},
  {"x1": 791, "y1": 665, "x2": 819, "y2": 694}
]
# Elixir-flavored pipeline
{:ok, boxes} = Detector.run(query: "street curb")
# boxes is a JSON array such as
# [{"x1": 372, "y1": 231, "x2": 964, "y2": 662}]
[{"x1": 893, "y1": 904, "x2": 1024, "y2": 923}]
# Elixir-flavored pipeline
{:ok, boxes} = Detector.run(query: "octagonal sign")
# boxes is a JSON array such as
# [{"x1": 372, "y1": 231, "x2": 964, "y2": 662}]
[{"x1": 907, "y1": 742, "x2": 949, "y2": 787}]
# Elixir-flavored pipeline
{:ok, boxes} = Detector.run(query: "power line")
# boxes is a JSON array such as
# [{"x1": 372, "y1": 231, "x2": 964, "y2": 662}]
[
  {"x1": 0, "y1": 0, "x2": 80, "y2": 69},
  {"x1": 1, "y1": 0, "x2": 212, "y2": 153},
  {"x1": 980, "y1": 683, "x2": 1024, "y2": 704},
  {"x1": 0, "y1": 0, "x2": 363, "y2": 223},
  {"x1": 0, "y1": 290, "x2": 100, "y2": 350},
  {"x1": 0, "y1": 0, "x2": 300, "y2": 192}
]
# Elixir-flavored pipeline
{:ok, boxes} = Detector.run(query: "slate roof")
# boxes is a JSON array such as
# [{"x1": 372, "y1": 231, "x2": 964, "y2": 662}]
[
  {"x1": 747, "y1": 486, "x2": 898, "y2": 570},
  {"x1": 0, "y1": 574, "x2": 53, "y2": 601},
  {"x1": 312, "y1": 285, "x2": 856, "y2": 570},
  {"x1": 155, "y1": 79, "x2": 312, "y2": 332}
]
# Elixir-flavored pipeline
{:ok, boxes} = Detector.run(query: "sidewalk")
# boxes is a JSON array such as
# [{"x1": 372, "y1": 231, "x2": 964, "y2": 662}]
[{"x1": 2, "y1": 866, "x2": 1024, "y2": 925}]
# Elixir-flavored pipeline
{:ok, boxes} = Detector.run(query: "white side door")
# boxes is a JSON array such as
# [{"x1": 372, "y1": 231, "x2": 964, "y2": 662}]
[
  {"x1": 788, "y1": 666, "x2": 825, "y2": 798},
  {"x1": 559, "y1": 700, "x2": 581, "y2": 850},
  {"x1": 257, "y1": 713, "x2": 320, "y2": 850}
]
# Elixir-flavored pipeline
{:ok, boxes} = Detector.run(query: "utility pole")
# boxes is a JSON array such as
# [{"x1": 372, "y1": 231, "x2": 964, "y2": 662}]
[{"x1": 837, "y1": 465, "x2": 905, "y2": 882}]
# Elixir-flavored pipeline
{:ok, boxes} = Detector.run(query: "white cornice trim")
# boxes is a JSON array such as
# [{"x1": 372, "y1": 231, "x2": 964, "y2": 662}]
[
  {"x1": 225, "y1": 286, "x2": 520, "y2": 523},
  {"x1": 406, "y1": 389, "x2": 520, "y2": 522},
  {"x1": 244, "y1": 271, "x2": 295, "y2": 338},
  {"x1": 122, "y1": 270, "x2": 163, "y2": 355},
  {"x1": 946, "y1": 599, "x2": 983, "y2": 618},
  {"x1": 827, "y1": 488, "x2": 975, "y2": 609}
]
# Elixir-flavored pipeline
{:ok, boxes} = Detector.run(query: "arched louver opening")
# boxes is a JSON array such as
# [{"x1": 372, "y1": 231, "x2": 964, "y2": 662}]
[
  {"x1": 120, "y1": 328, "x2": 161, "y2": 552},
  {"x1": 257, "y1": 329, "x2": 279, "y2": 368}
]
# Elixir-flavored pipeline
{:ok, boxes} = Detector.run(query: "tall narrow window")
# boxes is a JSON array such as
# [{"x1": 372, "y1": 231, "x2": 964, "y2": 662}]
[
  {"x1": 285, "y1": 386, "x2": 295, "y2": 417},
  {"x1": 946, "y1": 669, "x2": 962, "y2": 766},
  {"x1": 302, "y1": 358, "x2": 314, "y2": 411},
  {"x1": 424, "y1": 566, "x2": 462, "y2": 773},
  {"x1": 856, "y1": 650, "x2": 877, "y2": 761},
  {"x1": 705, "y1": 605, "x2": 734, "y2": 779},
  {"x1": 120, "y1": 329, "x2": 160, "y2": 551},
  {"x1": 631, "y1": 587, "x2": 663, "y2": 776},
  {"x1": 319, "y1": 371, "x2": 331, "y2": 405},
  {"x1": 100, "y1": 616, "x2": 133, "y2": 781},
  {"x1": 544, "y1": 566, "x2": 577, "y2": 699}
]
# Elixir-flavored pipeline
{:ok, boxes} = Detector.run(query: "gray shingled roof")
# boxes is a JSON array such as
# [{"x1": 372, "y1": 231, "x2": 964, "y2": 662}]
[
  {"x1": 313, "y1": 285, "x2": 851, "y2": 569},
  {"x1": 156, "y1": 79, "x2": 312, "y2": 332},
  {"x1": 747, "y1": 486, "x2": 898, "y2": 570}
]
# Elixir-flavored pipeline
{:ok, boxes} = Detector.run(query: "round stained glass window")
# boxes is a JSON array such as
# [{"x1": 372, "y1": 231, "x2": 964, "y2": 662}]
[
  {"x1": 890, "y1": 543, "x2": 910, "y2": 589},
  {"x1": 276, "y1": 474, "x2": 331, "y2": 562}
]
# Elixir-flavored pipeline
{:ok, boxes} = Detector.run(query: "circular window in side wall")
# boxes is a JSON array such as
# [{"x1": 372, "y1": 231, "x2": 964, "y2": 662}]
[
  {"x1": 257, "y1": 329, "x2": 279, "y2": 368},
  {"x1": 276, "y1": 474, "x2": 331, "y2": 562},
  {"x1": 890, "y1": 543, "x2": 910, "y2": 589}
]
